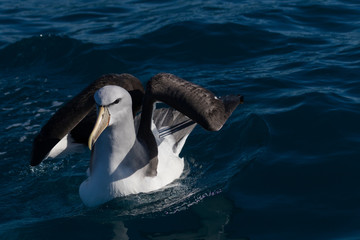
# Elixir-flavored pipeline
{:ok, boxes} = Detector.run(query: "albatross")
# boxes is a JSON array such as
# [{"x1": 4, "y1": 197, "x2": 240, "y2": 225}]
[{"x1": 31, "y1": 73, "x2": 243, "y2": 207}]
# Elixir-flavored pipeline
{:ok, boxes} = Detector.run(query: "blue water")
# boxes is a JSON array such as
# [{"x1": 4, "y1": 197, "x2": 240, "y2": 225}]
[{"x1": 1, "y1": 0, "x2": 360, "y2": 239}]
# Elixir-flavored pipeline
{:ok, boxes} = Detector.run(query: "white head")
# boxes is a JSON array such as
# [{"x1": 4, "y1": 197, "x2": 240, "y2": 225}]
[
  {"x1": 88, "y1": 85, "x2": 133, "y2": 149},
  {"x1": 94, "y1": 85, "x2": 132, "y2": 123}
]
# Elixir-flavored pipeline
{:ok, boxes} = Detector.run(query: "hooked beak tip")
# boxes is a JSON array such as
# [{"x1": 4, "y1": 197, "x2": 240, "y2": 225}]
[{"x1": 88, "y1": 140, "x2": 94, "y2": 151}]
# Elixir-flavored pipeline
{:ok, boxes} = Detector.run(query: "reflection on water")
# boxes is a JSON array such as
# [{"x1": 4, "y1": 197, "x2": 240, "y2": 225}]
[
  {"x1": 111, "y1": 221, "x2": 128, "y2": 240},
  {"x1": 109, "y1": 194, "x2": 241, "y2": 240}
]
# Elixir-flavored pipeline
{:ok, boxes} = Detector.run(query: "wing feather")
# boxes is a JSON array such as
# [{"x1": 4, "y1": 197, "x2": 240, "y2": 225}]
[
  {"x1": 138, "y1": 73, "x2": 243, "y2": 176},
  {"x1": 31, "y1": 73, "x2": 144, "y2": 166}
]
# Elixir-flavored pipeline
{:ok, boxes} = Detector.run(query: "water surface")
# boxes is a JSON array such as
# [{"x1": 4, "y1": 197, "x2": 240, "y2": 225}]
[{"x1": 1, "y1": 0, "x2": 360, "y2": 239}]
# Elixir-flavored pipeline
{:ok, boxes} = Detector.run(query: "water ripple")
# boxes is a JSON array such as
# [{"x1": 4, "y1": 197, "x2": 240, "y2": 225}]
[{"x1": 1, "y1": 0, "x2": 360, "y2": 239}]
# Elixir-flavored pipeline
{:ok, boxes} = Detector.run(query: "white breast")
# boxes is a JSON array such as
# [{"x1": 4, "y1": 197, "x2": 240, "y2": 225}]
[{"x1": 79, "y1": 118, "x2": 186, "y2": 207}]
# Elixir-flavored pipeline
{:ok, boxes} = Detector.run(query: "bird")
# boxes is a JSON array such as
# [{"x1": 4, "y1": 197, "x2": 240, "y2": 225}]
[{"x1": 31, "y1": 73, "x2": 243, "y2": 207}]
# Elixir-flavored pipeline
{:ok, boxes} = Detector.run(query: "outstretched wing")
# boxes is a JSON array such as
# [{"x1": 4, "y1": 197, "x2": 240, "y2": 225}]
[
  {"x1": 138, "y1": 73, "x2": 244, "y2": 176},
  {"x1": 30, "y1": 74, "x2": 144, "y2": 166}
]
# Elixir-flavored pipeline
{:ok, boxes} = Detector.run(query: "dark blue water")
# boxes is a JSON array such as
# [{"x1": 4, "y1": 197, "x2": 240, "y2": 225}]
[{"x1": 1, "y1": 0, "x2": 360, "y2": 239}]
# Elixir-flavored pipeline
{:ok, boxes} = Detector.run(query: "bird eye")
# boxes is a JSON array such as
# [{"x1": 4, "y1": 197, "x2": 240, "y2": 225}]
[{"x1": 113, "y1": 98, "x2": 121, "y2": 104}]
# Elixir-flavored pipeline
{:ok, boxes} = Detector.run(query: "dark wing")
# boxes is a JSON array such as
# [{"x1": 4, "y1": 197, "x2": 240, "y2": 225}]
[
  {"x1": 30, "y1": 73, "x2": 144, "y2": 166},
  {"x1": 137, "y1": 73, "x2": 244, "y2": 176}
]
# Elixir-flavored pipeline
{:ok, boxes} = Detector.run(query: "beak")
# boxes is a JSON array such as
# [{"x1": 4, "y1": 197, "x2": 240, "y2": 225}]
[{"x1": 88, "y1": 106, "x2": 110, "y2": 150}]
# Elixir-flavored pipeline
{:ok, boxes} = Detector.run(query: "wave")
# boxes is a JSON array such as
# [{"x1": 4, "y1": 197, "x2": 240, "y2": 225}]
[
  {"x1": 1, "y1": 1, "x2": 360, "y2": 238},
  {"x1": 0, "y1": 21, "x2": 289, "y2": 77},
  {"x1": 0, "y1": 24, "x2": 273, "y2": 232}
]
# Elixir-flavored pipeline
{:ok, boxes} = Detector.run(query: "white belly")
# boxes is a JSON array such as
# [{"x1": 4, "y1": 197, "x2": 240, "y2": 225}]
[{"x1": 79, "y1": 136, "x2": 184, "y2": 207}]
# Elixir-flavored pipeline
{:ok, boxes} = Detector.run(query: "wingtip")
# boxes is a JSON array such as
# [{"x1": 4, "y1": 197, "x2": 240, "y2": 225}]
[
  {"x1": 30, "y1": 135, "x2": 60, "y2": 167},
  {"x1": 239, "y1": 95, "x2": 244, "y2": 104},
  {"x1": 30, "y1": 152, "x2": 43, "y2": 166}
]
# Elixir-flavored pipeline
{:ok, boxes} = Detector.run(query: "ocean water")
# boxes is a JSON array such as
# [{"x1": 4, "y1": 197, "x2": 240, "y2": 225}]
[{"x1": 0, "y1": 0, "x2": 360, "y2": 239}]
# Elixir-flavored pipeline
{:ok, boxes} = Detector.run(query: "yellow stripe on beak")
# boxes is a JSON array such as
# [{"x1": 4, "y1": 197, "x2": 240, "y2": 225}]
[{"x1": 88, "y1": 106, "x2": 110, "y2": 150}]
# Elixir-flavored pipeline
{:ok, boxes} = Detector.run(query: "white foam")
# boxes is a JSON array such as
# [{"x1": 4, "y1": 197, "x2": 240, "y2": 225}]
[
  {"x1": 25, "y1": 125, "x2": 40, "y2": 130},
  {"x1": 19, "y1": 136, "x2": 27, "y2": 142},
  {"x1": 37, "y1": 108, "x2": 51, "y2": 113},
  {"x1": 6, "y1": 123, "x2": 22, "y2": 130},
  {"x1": 6, "y1": 120, "x2": 31, "y2": 130},
  {"x1": 51, "y1": 101, "x2": 63, "y2": 107}
]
